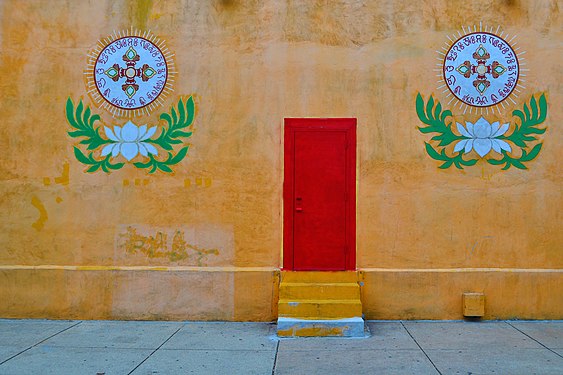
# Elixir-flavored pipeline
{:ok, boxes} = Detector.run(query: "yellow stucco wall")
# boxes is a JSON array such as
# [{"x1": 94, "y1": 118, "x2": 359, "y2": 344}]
[{"x1": 0, "y1": 0, "x2": 561, "y2": 321}]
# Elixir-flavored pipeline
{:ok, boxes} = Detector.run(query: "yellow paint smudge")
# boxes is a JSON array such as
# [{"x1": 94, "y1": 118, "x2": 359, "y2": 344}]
[
  {"x1": 55, "y1": 197, "x2": 63, "y2": 203},
  {"x1": 54, "y1": 162, "x2": 69, "y2": 186},
  {"x1": 43, "y1": 163, "x2": 68, "y2": 186},
  {"x1": 277, "y1": 326, "x2": 346, "y2": 337},
  {"x1": 31, "y1": 195, "x2": 48, "y2": 231}
]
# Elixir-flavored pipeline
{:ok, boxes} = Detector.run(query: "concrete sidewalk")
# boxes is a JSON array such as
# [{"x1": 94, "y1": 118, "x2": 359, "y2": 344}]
[{"x1": 0, "y1": 320, "x2": 561, "y2": 375}]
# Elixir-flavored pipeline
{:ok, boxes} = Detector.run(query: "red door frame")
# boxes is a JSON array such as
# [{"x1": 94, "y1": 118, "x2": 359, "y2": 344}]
[{"x1": 283, "y1": 118, "x2": 357, "y2": 270}]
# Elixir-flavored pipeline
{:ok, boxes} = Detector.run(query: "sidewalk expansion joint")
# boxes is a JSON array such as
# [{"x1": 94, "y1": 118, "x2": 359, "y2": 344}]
[
  {"x1": 400, "y1": 321, "x2": 443, "y2": 375},
  {"x1": 505, "y1": 321, "x2": 563, "y2": 359},
  {"x1": 126, "y1": 324, "x2": 185, "y2": 375},
  {"x1": 0, "y1": 320, "x2": 83, "y2": 366},
  {"x1": 271, "y1": 340, "x2": 280, "y2": 375}
]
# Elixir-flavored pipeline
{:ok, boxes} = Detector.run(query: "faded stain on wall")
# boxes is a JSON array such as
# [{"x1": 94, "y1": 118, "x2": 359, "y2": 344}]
[
  {"x1": 118, "y1": 226, "x2": 219, "y2": 265},
  {"x1": 113, "y1": 224, "x2": 234, "y2": 268}
]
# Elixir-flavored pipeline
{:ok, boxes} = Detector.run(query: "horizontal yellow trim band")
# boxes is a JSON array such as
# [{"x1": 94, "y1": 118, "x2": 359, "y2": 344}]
[
  {"x1": 0, "y1": 265, "x2": 278, "y2": 272},
  {"x1": 359, "y1": 268, "x2": 563, "y2": 273},
  {"x1": 0, "y1": 266, "x2": 560, "y2": 273}
]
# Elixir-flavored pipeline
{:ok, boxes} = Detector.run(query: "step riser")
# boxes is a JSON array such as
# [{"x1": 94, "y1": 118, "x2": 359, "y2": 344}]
[
  {"x1": 281, "y1": 271, "x2": 358, "y2": 283},
  {"x1": 279, "y1": 284, "x2": 360, "y2": 300},
  {"x1": 278, "y1": 301, "x2": 362, "y2": 319}
]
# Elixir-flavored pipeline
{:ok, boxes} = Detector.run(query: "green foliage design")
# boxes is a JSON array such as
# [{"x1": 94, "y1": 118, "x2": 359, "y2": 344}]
[
  {"x1": 133, "y1": 147, "x2": 189, "y2": 173},
  {"x1": 415, "y1": 93, "x2": 547, "y2": 170},
  {"x1": 416, "y1": 93, "x2": 477, "y2": 169},
  {"x1": 135, "y1": 97, "x2": 195, "y2": 172},
  {"x1": 66, "y1": 97, "x2": 195, "y2": 174},
  {"x1": 66, "y1": 98, "x2": 124, "y2": 173},
  {"x1": 489, "y1": 94, "x2": 547, "y2": 170}
]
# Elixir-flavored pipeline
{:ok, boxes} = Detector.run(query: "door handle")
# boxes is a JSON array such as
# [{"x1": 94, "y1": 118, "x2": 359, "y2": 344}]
[
  {"x1": 295, "y1": 197, "x2": 303, "y2": 212},
  {"x1": 295, "y1": 207, "x2": 303, "y2": 212}
]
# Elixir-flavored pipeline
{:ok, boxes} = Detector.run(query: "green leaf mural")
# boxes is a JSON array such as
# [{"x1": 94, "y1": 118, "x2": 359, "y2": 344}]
[
  {"x1": 66, "y1": 97, "x2": 196, "y2": 174},
  {"x1": 416, "y1": 93, "x2": 547, "y2": 170}
]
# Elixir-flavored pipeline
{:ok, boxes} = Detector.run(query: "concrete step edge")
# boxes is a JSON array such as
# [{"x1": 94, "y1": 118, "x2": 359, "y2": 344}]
[
  {"x1": 278, "y1": 299, "x2": 362, "y2": 305},
  {"x1": 279, "y1": 282, "x2": 360, "y2": 287}
]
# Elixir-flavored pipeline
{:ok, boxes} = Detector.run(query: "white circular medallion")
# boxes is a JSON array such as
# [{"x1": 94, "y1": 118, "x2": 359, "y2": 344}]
[
  {"x1": 93, "y1": 36, "x2": 168, "y2": 112},
  {"x1": 443, "y1": 32, "x2": 519, "y2": 108}
]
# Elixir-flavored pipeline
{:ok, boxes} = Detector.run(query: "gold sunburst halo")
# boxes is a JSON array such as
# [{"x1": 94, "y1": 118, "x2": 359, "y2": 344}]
[
  {"x1": 84, "y1": 28, "x2": 176, "y2": 118},
  {"x1": 434, "y1": 23, "x2": 526, "y2": 116}
]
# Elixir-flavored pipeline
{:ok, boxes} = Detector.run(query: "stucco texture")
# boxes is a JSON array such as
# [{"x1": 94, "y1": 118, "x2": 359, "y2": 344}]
[{"x1": 0, "y1": 0, "x2": 561, "y2": 320}]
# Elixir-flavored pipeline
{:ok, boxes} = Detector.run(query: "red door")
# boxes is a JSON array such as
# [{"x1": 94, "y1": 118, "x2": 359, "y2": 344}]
[{"x1": 284, "y1": 118, "x2": 356, "y2": 271}]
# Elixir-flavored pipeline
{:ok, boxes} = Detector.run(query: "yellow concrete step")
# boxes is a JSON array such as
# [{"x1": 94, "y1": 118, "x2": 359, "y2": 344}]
[
  {"x1": 279, "y1": 282, "x2": 360, "y2": 300},
  {"x1": 278, "y1": 299, "x2": 362, "y2": 319},
  {"x1": 281, "y1": 271, "x2": 358, "y2": 283}
]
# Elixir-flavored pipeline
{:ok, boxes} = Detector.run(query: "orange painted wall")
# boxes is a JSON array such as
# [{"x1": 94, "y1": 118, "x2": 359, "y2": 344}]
[{"x1": 0, "y1": 0, "x2": 561, "y2": 320}]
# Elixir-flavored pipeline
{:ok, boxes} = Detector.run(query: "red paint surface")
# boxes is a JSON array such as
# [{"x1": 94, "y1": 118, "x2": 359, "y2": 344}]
[{"x1": 284, "y1": 119, "x2": 356, "y2": 270}]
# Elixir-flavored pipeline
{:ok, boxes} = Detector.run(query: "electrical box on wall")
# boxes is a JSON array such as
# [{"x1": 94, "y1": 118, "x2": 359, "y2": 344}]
[{"x1": 463, "y1": 292, "x2": 485, "y2": 317}]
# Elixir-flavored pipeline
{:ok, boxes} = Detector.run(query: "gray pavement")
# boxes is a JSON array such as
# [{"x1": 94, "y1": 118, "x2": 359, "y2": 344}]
[{"x1": 0, "y1": 319, "x2": 561, "y2": 375}]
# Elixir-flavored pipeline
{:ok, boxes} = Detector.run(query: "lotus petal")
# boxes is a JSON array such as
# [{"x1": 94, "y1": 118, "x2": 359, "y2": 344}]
[
  {"x1": 456, "y1": 123, "x2": 472, "y2": 138},
  {"x1": 464, "y1": 139, "x2": 474, "y2": 154},
  {"x1": 121, "y1": 121, "x2": 139, "y2": 142},
  {"x1": 141, "y1": 126, "x2": 157, "y2": 141},
  {"x1": 473, "y1": 117, "x2": 492, "y2": 138},
  {"x1": 495, "y1": 139, "x2": 512, "y2": 152},
  {"x1": 101, "y1": 143, "x2": 115, "y2": 157},
  {"x1": 120, "y1": 143, "x2": 139, "y2": 161},
  {"x1": 112, "y1": 144, "x2": 120, "y2": 158},
  {"x1": 137, "y1": 125, "x2": 147, "y2": 140},
  {"x1": 113, "y1": 126, "x2": 122, "y2": 141},
  {"x1": 138, "y1": 143, "x2": 148, "y2": 157},
  {"x1": 490, "y1": 121, "x2": 500, "y2": 137},
  {"x1": 492, "y1": 123, "x2": 510, "y2": 137},
  {"x1": 104, "y1": 127, "x2": 119, "y2": 141},
  {"x1": 473, "y1": 138, "x2": 492, "y2": 157},
  {"x1": 465, "y1": 121, "x2": 475, "y2": 137},
  {"x1": 143, "y1": 142, "x2": 158, "y2": 156},
  {"x1": 491, "y1": 140, "x2": 502, "y2": 154},
  {"x1": 454, "y1": 139, "x2": 468, "y2": 153}
]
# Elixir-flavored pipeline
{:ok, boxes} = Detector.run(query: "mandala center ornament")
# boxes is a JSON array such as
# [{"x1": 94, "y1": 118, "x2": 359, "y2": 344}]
[
  {"x1": 86, "y1": 30, "x2": 175, "y2": 117},
  {"x1": 125, "y1": 67, "x2": 136, "y2": 78},
  {"x1": 442, "y1": 31, "x2": 519, "y2": 109}
]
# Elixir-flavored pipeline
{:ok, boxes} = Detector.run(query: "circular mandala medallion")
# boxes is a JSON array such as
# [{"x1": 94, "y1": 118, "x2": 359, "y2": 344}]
[
  {"x1": 443, "y1": 32, "x2": 519, "y2": 108},
  {"x1": 86, "y1": 31, "x2": 175, "y2": 117}
]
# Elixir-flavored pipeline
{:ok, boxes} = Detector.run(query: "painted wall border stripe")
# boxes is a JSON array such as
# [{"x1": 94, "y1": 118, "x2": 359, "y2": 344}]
[
  {"x1": 359, "y1": 268, "x2": 562, "y2": 273},
  {"x1": 0, "y1": 265, "x2": 278, "y2": 272},
  {"x1": 0, "y1": 265, "x2": 561, "y2": 273}
]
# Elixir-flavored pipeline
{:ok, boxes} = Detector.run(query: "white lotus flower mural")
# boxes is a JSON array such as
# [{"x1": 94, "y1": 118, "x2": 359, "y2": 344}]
[
  {"x1": 102, "y1": 121, "x2": 158, "y2": 161},
  {"x1": 454, "y1": 117, "x2": 512, "y2": 157}
]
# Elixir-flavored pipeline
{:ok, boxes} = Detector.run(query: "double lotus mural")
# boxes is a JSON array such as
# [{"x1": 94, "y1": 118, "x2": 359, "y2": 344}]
[{"x1": 67, "y1": 27, "x2": 547, "y2": 174}]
